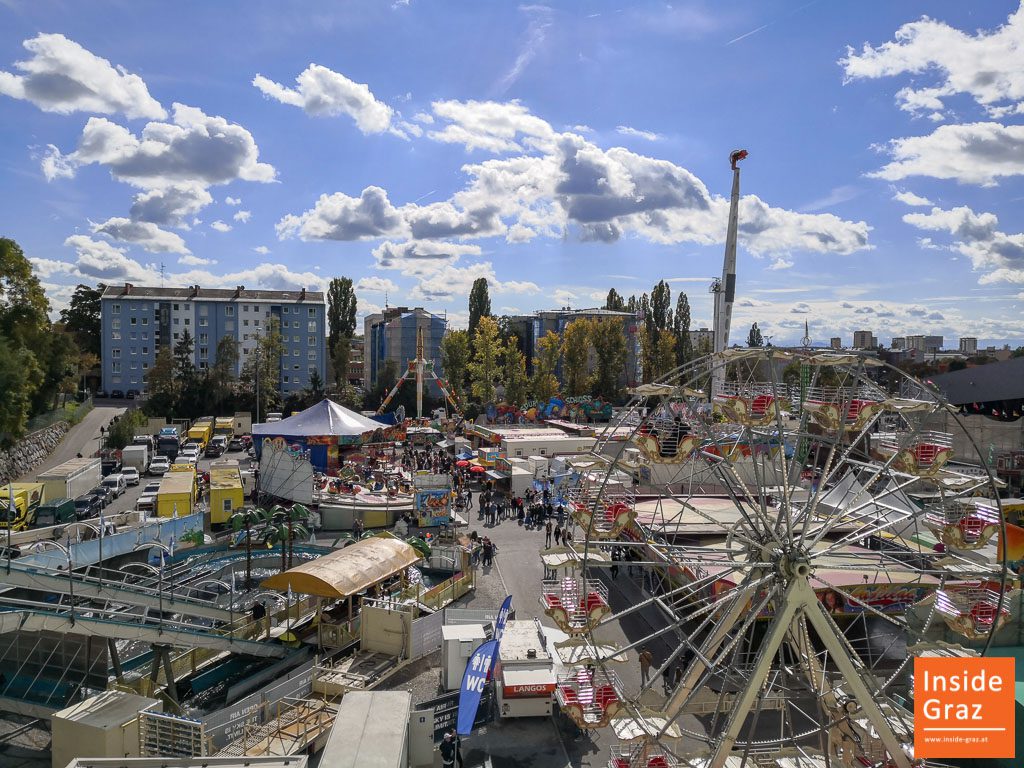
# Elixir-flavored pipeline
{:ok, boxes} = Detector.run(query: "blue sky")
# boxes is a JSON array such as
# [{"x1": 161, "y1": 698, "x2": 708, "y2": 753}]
[{"x1": 1, "y1": 0, "x2": 1022, "y2": 347}]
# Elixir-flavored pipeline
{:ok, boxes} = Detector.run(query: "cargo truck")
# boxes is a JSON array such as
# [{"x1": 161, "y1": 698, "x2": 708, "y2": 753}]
[
  {"x1": 214, "y1": 417, "x2": 234, "y2": 437},
  {"x1": 156, "y1": 470, "x2": 196, "y2": 518},
  {"x1": 1, "y1": 483, "x2": 47, "y2": 531},
  {"x1": 209, "y1": 459, "x2": 244, "y2": 526},
  {"x1": 121, "y1": 444, "x2": 150, "y2": 473},
  {"x1": 37, "y1": 458, "x2": 101, "y2": 506},
  {"x1": 494, "y1": 619, "x2": 557, "y2": 719},
  {"x1": 157, "y1": 426, "x2": 181, "y2": 461},
  {"x1": 33, "y1": 497, "x2": 77, "y2": 528},
  {"x1": 187, "y1": 418, "x2": 213, "y2": 450}
]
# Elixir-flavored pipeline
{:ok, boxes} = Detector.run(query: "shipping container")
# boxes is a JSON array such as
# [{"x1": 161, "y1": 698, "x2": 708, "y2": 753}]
[
  {"x1": 121, "y1": 444, "x2": 150, "y2": 473},
  {"x1": 214, "y1": 416, "x2": 235, "y2": 437},
  {"x1": 156, "y1": 470, "x2": 196, "y2": 518},
  {"x1": 37, "y1": 457, "x2": 102, "y2": 502},
  {"x1": 209, "y1": 459, "x2": 244, "y2": 526}
]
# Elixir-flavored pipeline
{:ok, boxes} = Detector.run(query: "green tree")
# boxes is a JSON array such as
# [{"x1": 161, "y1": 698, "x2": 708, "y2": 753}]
[
  {"x1": 650, "y1": 280, "x2": 672, "y2": 333},
  {"x1": 747, "y1": 322, "x2": 764, "y2": 348},
  {"x1": 590, "y1": 319, "x2": 627, "y2": 400},
  {"x1": 365, "y1": 358, "x2": 398, "y2": 411},
  {"x1": 562, "y1": 320, "x2": 592, "y2": 396},
  {"x1": 531, "y1": 330, "x2": 561, "y2": 401},
  {"x1": 672, "y1": 291, "x2": 692, "y2": 366},
  {"x1": 60, "y1": 284, "x2": 103, "y2": 357},
  {"x1": 440, "y1": 330, "x2": 471, "y2": 400},
  {"x1": 104, "y1": 408, "x2": 148, "y2": 450},
  {"x1": 605, "y1": 288, "x2": 625, "y2": 312},
  {"x1": 0, "y1": 238, "x2": 49, "y2": 347},
  {"x1": 144, "y1": 346, "x2": 177, "y2": 417},
  {"x1": 652, "y1": 329, "x2": 678, "y2": 380},
  {"x1": 240, "y1": 316, "x2": 284, "y2": 418},
  {"x1": 0, "y1": 336, "x2": 38, "y2": 447},
  {"x1": 32, "y1": 328, "x2": 79, "y2": 412},
  {"x1": 468, "y1": 277, "x2": 491, "y2": 339},
  {"x1": 503, "y1": 340, "x2": 529, "y2": 406},
  {"x1": 327, "y1": 278, "x2": 357, "y2": 389},
  {"x1": 174, "y1": 329, "x2": 196, "y2": 382},
  {"x1": 468, "y1": 315, "x2": 502, "y2": 403},
  {"x1": 306, "y1": 368, "x2": 324, "y2": 402},
  {"x1": 209, "y1": 335, "x2": 240, "y2": 413}
]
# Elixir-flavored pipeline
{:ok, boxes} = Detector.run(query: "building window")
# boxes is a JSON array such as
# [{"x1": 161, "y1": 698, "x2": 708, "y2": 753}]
[
  {"x1": 111, "y1": 348, "x2": 121, "y2": 359},
  {"x1": 142, "y1": 362, "x2": 149, "y2": 370},
  {"x1": 129, "y1": 332, "x2": 137, "y2": 340},
  {"x1": 130, "y1": 316, "x2": 137, "y2": 325},
  {"x1": 308, "y1": 307, "x2": 316, "y2": 317},
  {"x1": 112, "y1": 304, "x2": 120, "y2": 314},
  {"x1": 308, "y1": 350, "x2": 316, "y2": 360},
  {"x1": 222, "y1": 498, "x2": 233, "y2": 514},
  {"x1": 184, "y1": 318, "x2": 190, "y2": 325},
  {"x1": 243, "y1": 319, "x2": 249, "y2": 327},
  {"x1": 293, "y1": 321, "x2": 300, "y2": 328},
  {"x1": 142, "y1": 317, "x2": 148, "y2": 325},
  {"x1": 173, "y1": 303, "x2": 179, "y2": 310},
  {"x1": 130, "y1": 361, "x2": 138, "y2": 369},
  {"x1": 292, "y1": 335, "x2": 299, "y2": 343},
  {"x1": 174, "y1": 318, "x2": 179, "y2": 325},
  {"x1": 111, "y1": 318, "x2": 120, "y2": 330},
  {"x1": 283, "y1": 375, "x2": 289, "y2": 383},
  {"x1": 225, "y1": 306, "x2": 234, "y2": 316},
  {"x1": 200, "y1": 347, "x2": 208, "y2": 358},
  {"x1": 293, "y1": 349, "x2": 299, "y2": 357},
  {"x1": 112, "y1": 362, "x2": 121, "y2": 373},
  {"x1": 243, "y1": 334, "x2": 249, "y2": 341},
  {"x1": 173, "y1": 332, "x2": 179, "y2": 340},
  {"x1": 199, "y1": 333, "x2": 208, "y2": 344},
  {"x1": 199, "y1": 361, "x2": 208, "y2": 370},
  {"x1": 142, "y1": 332, "x2": 148, "y2": 340},
  {"x1": 199, "y1": 317, "x2": 208, "y2": 326},
  {"x1": 200, "y1": 305, "x2": 208, "y2": 316},
  {"x1": 283, "y1": 307, "x2": 289, "y2": 314},
  {"x1": 254, "y1": 318, "x2": 260, "y2": 327},
  {"x1": 308, "y1": 336, "x2": 315, "y2": 346},
  {"x1": 142, "y1": 347, "x2": 148, "y2": 354},
  {"x1": 293, "y1": 364, "x2": 300, "y2": 370},
  {"x1": 307, "y1": 321, "x2": 316, "y2": 332},
  {"x1": 111, "y1": 332, "x2": 121, "y2": 340}
]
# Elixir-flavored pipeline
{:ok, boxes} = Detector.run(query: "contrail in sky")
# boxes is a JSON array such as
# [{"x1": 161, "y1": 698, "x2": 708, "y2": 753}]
[{"x1": 726, "y1": 0, "x2": 821, "y2": 46}]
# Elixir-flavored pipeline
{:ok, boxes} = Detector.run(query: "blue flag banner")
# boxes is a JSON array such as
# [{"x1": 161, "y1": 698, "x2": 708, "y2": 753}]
[
  {"x1": 456, "y1": 638, "x2": 499, "y2": 736},
  {"x1": 494, "y1": 595, "x2": 513, "y2": 642}
]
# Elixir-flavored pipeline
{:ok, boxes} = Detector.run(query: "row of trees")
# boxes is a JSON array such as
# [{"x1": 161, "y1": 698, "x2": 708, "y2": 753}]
[{"x1": 0, "y1": 238, "x2": 89, "y2": 447}]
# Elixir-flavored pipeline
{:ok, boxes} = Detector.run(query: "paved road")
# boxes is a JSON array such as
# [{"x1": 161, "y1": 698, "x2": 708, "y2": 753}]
[{"x1": 19, "y1": 405, "x2": 126, "y2": 481}]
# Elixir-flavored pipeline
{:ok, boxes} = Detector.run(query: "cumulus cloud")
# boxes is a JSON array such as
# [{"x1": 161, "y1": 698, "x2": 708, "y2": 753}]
[
  {"x1": 129, "y1": 183, "x2": 212, "y2": 227},
  {"x1": 210, "y1": 220, "x2": 232, "y2": 232},
  {"x1": 42, "y1": 103, "x2": 276, "y2": 187},
  {"x1": 252, "y1": 64, "x2": 404, "y2": 136},
  {"x1": 0, "y1": 33, "x2": 165, "y2": 119},
  {"x1": 178, "y1": 254, "x2": 216, "y2": 266},
  {"x1": 355, "y1": 276, "x2": 399, "y2": 293},
  {"x1": 551, "y1": 288, "x2": 577, "y2": 306},
  {"x1": 426, "y1": 99, "x2": 556, "y2": 153},
  {"x1": 225, "y1": 196, "x2": 241, "y2": 205},
  {"x1": 870, "y1": 122, "x2": 1024, "y2": 186},
  {"x1": 371, "y1": 240, "x2": 482, "y2": 274},
  {"x1": 616, "y1": 125, "x2": 661, "y2": 141},
  {"x1": 92, "y1": 217, "x2": 191, "y2": 254},
  {"x1": 233, "y1": 210, "x2": 251, "y2": 223},
  {"x1": 892, "y1": 189, "x2": 932, "y2": 206},
  {"x1": 903, "y1": 204, "x2": 1024, "y2": 284},
  {"x1": 768, "y1": 257, "x2": 794, "y2": 270},
  {"x1": 278, "y1": 186, "x2": 405, "y2": 241},
  {"x1": 409, "y1": 262, "x2": 539, "y2": 302},
  {"x1": 840, "y1": 5, "x2": 1024, "y2": 119},
  {"x1": 64, "y1": 235, "x2": 157, "y2": 282},
  {"x1": 253, "y1": 245, "x2": 270, "y2": 254}
]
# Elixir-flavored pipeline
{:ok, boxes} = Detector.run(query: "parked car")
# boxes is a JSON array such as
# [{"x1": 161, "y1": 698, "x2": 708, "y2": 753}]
[
  {"x1": 149, "y1": 457, "x2": 171, "y2": 475},
  {"x1": 74, "y1": 495, "x2": 102, "y2": 520},
  {"x1": 88, "y1": 486, "x2": 113, "y2": 508},
  {"x1": 110, "y1": 389, "x2": 125, "y2": 399},
  {"x1": 204, "y1": 442, "x2": 224, "y2": 458},
  {"x1": 122, "y1": 467, "x2": 140, "y2": 486},
  {"x1": 94, "y1": 389, "x2": 108, "y2": 399},
  {"x1": 228, "y1": 437, "x2": 244, "y2": 452},
  {"x1": 102, "y1": 474, "x2": 127, "y2": 498},
  {"x1": 126, "y1": 389, "x2": 137, "y2": 400}
]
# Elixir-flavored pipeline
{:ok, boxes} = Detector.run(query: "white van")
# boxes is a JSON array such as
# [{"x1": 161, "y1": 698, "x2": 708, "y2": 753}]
[
  {"x1": 266, "y1": 412, "x2": 283, "y2": 423},
  {"x1": 102, "y1": 473, "x2": 127, "y2": 498}
]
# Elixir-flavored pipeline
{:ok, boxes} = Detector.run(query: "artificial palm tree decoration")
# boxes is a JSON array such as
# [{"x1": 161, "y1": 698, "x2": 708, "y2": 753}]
[{"x1": 230, "y1": 506, "x2": 266, "y2": 588}]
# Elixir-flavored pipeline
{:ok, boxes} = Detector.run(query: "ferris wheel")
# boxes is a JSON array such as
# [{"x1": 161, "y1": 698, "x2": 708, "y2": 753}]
[{"x1": 541, "y1": 349, "x2": 1013, "y2": 768}]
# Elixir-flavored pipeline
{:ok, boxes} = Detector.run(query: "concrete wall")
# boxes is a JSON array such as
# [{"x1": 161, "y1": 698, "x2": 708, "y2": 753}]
[{"x1": 0, "y1": 423, "x2": 70, "y2": 485}]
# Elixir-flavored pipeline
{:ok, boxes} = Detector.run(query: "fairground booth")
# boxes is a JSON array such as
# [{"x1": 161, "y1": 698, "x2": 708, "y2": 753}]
[{"x1": 252, "y1": 399, "x2": 400, "y2": 474}]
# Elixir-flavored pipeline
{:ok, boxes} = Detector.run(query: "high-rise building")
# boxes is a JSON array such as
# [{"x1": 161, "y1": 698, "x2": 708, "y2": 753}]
[
  {"x1": 852, "y1": 330, "x2": 877, "y2": 349},
  {"x1": 905, "y1": 335, "x2": 943, "y2": 354},
  {"x1": 689, "y1": 328, "x2": 714, "y2": 355},
  {"x1": 959, "y1": 337, "x2": 978, "y2": 355},
  {"x1": 363, "y1": 307, "x2": 446, "y2": 388},
  {"x1": 100, "y1": 283, "x2": 326, "y2": 395},
  {"x1": 890, "y1": 337, "x2": 905, "y2": 350},
  {"x1": 830, "y1": 337, "x2": 842, "y2": 350}
]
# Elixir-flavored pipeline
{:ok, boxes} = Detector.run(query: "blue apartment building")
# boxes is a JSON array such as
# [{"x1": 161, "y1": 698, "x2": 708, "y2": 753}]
[
  {"x1": 99, "y1": 283, "x2": 327, "y2": 395},
  {"x1": 363, "y1": 307, "x2": 446, "y2": 388}
]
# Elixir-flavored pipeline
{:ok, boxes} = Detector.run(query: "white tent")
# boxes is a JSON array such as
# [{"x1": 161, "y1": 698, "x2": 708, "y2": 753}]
[{"x1": 252, "y1": 399, "x2": 382, "y2": 439}]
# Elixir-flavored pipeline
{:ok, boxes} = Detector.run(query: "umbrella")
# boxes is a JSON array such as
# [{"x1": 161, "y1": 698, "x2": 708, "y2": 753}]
[
  {"x1": 470, "y1": 465, "x2": 486, "y2": 474},
  {"x1": 456, "y1": 460, "x2": 470, "y2": 467}
]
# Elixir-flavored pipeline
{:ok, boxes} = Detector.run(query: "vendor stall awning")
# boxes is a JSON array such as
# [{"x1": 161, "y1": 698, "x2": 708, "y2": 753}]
[
  {"x1": 261, "y1": 536, "x2": 422, "y2": 598},
  {"x1": 486, "y1": 470, "x2": 507, "y2": 482}
]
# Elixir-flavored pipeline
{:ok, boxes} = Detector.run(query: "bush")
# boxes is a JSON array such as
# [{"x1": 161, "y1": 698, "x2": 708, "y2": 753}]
[{"x1": 104, "y1": 408, "x2": 149, "y2": 450}]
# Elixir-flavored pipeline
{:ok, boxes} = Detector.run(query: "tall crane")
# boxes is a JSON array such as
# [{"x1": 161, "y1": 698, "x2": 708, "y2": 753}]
[
  {"x1": 376, "y1": 326, "x2": 461, "y2": 419},
  {"x1": 711, "y1": 149, "x2": 747, "y2": 394}
]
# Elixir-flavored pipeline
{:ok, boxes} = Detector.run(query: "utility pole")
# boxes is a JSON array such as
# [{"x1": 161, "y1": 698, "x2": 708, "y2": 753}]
[{"x1": 255, "y1": 328, "x2": 261, "y2": 424}]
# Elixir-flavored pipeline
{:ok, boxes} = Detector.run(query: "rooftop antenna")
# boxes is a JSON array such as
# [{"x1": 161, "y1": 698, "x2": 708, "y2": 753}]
[
  {"x1": 384, "y1": 289, "x2": 389, "y2": 311},
  {"x1": 159, "y1": 262, "x2": 166, "y2": 288}
]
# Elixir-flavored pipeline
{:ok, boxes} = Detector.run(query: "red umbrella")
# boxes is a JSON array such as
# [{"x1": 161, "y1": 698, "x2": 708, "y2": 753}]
[
  {"x1": 456, "y1": 459, "x2": 470, "y2": 467},
  {"x1": 470, "y1": 465, "x2": 486, "y2": 474}
]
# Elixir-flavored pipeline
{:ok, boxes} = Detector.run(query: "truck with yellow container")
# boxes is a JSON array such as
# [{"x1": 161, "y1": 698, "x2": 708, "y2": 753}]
[
  {"x1": 0, "y1": 483, "x2": 47, "y2": 531},
  {"x1": 156, "y1": 469, "x2": 196, "y2": 518},
  {"x1": 187, "y1": 417, "x2": 214, "y2": 450},
  {"x1": 209, "y1": 459, "x2": 244, "y2": 526}
]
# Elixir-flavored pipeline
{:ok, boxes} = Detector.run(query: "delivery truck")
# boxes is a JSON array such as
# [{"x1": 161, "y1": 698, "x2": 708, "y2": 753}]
[
  {"x1": 209, "y1": 459, "x2": 244, "y2": 526},
  {"x1": 214, "y1": 417, "x2": 235, "y2": 437},
  {"x1": 187, "y1": 418, "x2": 213, "y2": 450},
  {"x1": 0, "y1": 483, "x2": 47, "y2": 531},
  {"x1": 121, "y1": 444, "x2": 150, "y2": 473},
  {"x1": 157, "y1": 426, "x2": 181, "y2": 461},
  {"x1": 33, "y1": 497, "x2": 77, "y2": 528},
  {"x1": 156, "y1": 470, "x2": 196, "y2": 518},
  {"x1": 37, "y1": 458, "x2": 101, "y2": 507}
]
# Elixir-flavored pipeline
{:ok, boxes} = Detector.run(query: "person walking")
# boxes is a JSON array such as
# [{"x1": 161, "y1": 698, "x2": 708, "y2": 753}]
[
  {"x1": 639, "y1": 647, "x2": 654, "y2": 686},
  {"x1": 440, "y1": 731, "x2": 457, "y2": 768},
  {"x1": 545, "y1": 519, "x2": 553, "y2": 548},
  {"x1": 610, "y1": 547, "x2": 620, "y2": 580},
  {"x1": 553, "y1": 524, "x2": 562, "y2": 547}
]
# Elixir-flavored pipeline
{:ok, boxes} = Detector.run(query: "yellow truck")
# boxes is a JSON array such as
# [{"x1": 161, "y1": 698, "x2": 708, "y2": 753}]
[
  {"x1": 0, "y1": 483, "x2": 47, "y2": 531},
  {"x1": 214, "y1": 417, "x2": 235, "y2": 438},
  {"x1": 156, "y1": 470, "x2": 196, "y2": 518},
  {"x1": 187, "y1": 417, "x2": 214, "y2": 450},
  {"x1": 209, "y1": 459, "x2": 244, "y2": 526}
]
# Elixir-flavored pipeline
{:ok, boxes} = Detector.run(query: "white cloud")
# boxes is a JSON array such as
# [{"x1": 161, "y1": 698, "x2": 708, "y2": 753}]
[
  {"x1": 371, "y1": 240, "x2": 482, "y2": 274},
  {"x1": 43, "y1": 103, "x2": 276, "y2": 187},
  {"x1": 30, "y1": 257, "x2": 76, "y2": 279},
  {"x1": 252, "y1": 64, "x2": 403, "y2": 136},
  {"x1": 355, "y1": 276, "x2": 399, "y2": 293},
  {"x1": 210, "y1": 220, "x2": 232, "y2": 232},
  {"x1": 570, "y1": 124, "x2": 593, "y2": 134},
  {"x1": 64, "y1": 235, "x2": 157, "y2": 282},
  {"x1": 840, "y1": 5, "x2": 1024, "y2": 119},
  {"x1": 903, "y1": 204, "x2": 1024, "y2": 284},
  {"x1": 178, "y1": 254, "x2": 216, "y2": 266},
  {"x1": 233, "y1": 210, "x2": 251, "y2": 223},
  {"x1": 225, "y1": 196, "x2": 242, "y2": 206},
  {"x1": 92, "y1": 217, "x2": 190, "y2": 254},
  {"x1": 253, "y1": 245, "x2": 270, "y2": 254},
  {"x1": 413, "y1": 111, "x2": 434, "y2": 124},
  {"x1": 426, "y1": 99, "x2": 555, "y2": 153},
  {"x1": 768, "y1": 257, "x2": 794, "y2": 270},
  {"x1": 278, "y1": 186, "x2": 405, "y2": 241},
  {"x1": 892, "y1": 189, "x2": 932, "y2": 207},
  {"x1": 409, "y1": 262, "x2": 539, "y2": 301},
  {"x1": 616, "y1": 125, "x2": 661, "y2": 141},
  {"x1": 129, "y1": 183, "x2": 212, "y2": 227},
  {"x1": 495, "y1": 4, "x2": 552, "y2": 94},
  {"x1": 551, "y1": 288, "x2": 577, "y2": 306},
  {"x1": 0, "y1": 33, "x2": 165, "y2": 119},
  {"x1": 870, "y1": 122, "x2": 1024, "y2": 186}
]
